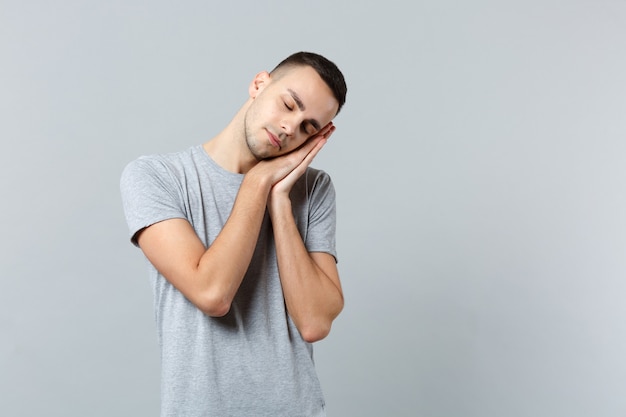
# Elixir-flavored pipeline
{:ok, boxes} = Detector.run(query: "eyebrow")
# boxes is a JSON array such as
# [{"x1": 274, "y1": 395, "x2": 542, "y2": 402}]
[
  {"x1": 288, "y1": 89, "x2": 321, "y2": 132},
  {"x1": 288, "y1": 89, "x2": 306, "y2": 111}
]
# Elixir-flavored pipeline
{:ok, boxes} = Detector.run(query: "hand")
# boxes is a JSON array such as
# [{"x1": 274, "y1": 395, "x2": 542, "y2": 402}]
[{"x1": 269, "y1": 122, "x2": 335, "y2": 204}]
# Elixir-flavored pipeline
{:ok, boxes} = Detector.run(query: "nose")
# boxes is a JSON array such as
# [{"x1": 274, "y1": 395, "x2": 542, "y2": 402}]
[{"x1": 280, "y1": 116, "x2": 297, "y2": 136}]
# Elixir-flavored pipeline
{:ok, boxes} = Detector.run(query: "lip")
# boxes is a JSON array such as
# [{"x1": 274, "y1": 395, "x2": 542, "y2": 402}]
[{"x1": 266, "y1": 129, "x2": 282, "y2": 150}]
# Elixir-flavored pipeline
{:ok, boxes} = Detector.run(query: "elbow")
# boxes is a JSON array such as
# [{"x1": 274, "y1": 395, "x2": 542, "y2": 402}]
[
  {"x1": 299, "y1": 320, "x2": 332, "y2": 343},
  {"x1": 299, "y1": 300, "x2": 344, "y2": 343},
  {"x1": 201, "y1": 303, "x2": 231, "y2": 318},
  {"x1": 195, "y1": 291, "x2": 232, "y2": 317}
]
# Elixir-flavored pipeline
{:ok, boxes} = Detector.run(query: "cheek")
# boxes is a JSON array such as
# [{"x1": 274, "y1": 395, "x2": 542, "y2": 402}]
[{"x1": 249, "y1": 97, "x2": 279, "y2": 124}]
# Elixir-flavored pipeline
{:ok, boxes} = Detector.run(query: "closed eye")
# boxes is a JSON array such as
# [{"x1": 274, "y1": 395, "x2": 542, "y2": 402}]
[
  {"x1": 284, "y1": 101, "x2": 294, "y2": 111},
  {"x1": 302, "y1": 123, "x2": 317, "y2": 136}
]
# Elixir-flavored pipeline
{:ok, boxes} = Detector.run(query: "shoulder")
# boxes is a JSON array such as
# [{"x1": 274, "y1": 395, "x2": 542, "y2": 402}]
[
  {"x1": 300, "y1": 167, "x2": 335, "y2": 198},
  {"x1": 121, "y1": 146, "x2": 200, "y2": 184},
  {"x1": 290, "y1": 167, "x2": 335, "y2": 208},
  {"x1": 302, "y1": 166, "x2": 333, "y2": 188}
]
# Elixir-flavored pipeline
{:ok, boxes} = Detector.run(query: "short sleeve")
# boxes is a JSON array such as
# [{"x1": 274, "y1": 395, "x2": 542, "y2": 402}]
[
  {"x1": 303, "y1": 169, "x2": 337, "y2": 262},
  {"x1": 120, "y1": 156, "x2": 187, "y2": 246}
]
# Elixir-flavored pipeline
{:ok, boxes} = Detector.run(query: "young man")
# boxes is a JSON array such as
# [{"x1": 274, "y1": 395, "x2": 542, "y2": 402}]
[{"x1": 120, "y1": 52, "x2": 347, "y2": 416}]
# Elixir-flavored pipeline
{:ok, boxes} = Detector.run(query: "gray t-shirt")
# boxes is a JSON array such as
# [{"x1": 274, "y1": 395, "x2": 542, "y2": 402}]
[{"x1": 120, "y1": 144, "x2": 336, "y2": 417}]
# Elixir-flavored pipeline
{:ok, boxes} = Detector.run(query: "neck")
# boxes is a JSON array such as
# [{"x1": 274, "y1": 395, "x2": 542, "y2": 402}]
[{"x1": 203, "y1": 100, "x2": 258, "y2": 174}]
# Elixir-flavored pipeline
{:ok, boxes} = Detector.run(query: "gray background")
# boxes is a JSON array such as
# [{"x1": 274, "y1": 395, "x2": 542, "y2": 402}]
[{"x1": 1, "y1": 0, "x2": 625, "y2": 416}]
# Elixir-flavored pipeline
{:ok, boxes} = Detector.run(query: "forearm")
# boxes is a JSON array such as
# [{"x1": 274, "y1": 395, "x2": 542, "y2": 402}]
[
  {"x1": 269, "y1": 196, "x2": 344, "y2": 342},
  {"x1": 137, "y1": 135, "x2": 332, "y2": 317},
  {"x1": 139, "y1": 172, "x2": 272, "y2": 317},
  {"x1": 194, "y1": 173, "x2": 272, "y2": 314}
]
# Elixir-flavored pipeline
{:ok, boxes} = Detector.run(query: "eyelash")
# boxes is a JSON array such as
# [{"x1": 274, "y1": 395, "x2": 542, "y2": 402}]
[{"x1": 283, "y1": 100, "x2": 315, "y2": 134}]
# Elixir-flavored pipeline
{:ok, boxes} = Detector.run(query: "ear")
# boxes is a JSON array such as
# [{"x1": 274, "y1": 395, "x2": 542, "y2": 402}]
[{"x1": 248, "y1": 71, "x2": 271, "y2": 99}]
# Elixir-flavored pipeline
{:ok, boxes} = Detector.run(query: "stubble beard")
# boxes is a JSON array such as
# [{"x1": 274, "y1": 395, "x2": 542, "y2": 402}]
[{"x1": 243, "y1": 108, "x2": 271, "y2": 161}]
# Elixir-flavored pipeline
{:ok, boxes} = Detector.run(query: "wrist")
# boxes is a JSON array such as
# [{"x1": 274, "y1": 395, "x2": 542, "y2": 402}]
[
  {"x1": 268, "y1": 192, "x2": 292, "y2": 217},
  {"x1": 243, "y1": 170, "x2": 272, "y2": 195}
]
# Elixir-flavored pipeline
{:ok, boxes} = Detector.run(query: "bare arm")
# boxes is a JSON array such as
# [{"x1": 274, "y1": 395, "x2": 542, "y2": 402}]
[
  {"x1": 136, "y1": 137, "x2": 327, "y2": 317},
  {"x1": 269, "y1": 201, "x2": 344, "y2": 343},
  {"x1": 268, "y1": 125, "x2": 344, "y2": 343},
  {"x1": 136, "y1": 173, "x2": 270, "y2": 316}
]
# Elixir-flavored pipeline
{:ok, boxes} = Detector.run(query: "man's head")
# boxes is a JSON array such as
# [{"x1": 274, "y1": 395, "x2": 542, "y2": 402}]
[
  {"x1": 270, "y1": 52, "x2": 347, "y2": 116},
  {"x1": 242, "y1": 52, "x2": 347, "y2": 160}
]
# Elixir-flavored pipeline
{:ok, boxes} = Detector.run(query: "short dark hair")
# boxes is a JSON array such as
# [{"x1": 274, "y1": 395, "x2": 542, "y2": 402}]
[{"x1": 271, "y1": 51, "x2": 347, "y2": 115}]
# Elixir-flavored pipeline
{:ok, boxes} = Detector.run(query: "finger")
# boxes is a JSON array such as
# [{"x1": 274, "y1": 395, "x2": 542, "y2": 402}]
[
  {"x1": 322, "y1": 125, "x2": 336, "y2": 140},
  {"x1": 297, "y1": 133, "x2": 327, "y2": 155},
  {"x1": 301, "y1": 137, "x2": 327, "y2": 165},
  {"x1": 287, "y1": 136, "x2": 326, "y2": 170},
  {"x1": 272, "y1": 137, "x2": 327, "y2": 191},
  {"x1": 281, "y1": 140, "x2": 325, "y2": 185},
  {"x1": 312, "y1": 122, "x2": 334, "y2": 140}
]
